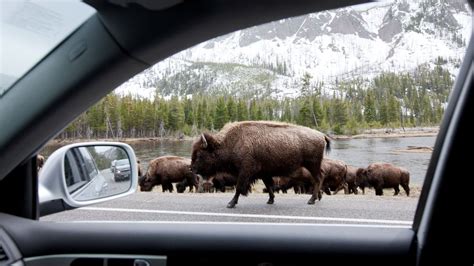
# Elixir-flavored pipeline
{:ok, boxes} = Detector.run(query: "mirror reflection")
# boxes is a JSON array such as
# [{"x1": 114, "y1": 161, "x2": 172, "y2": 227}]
[{"x1": 64, "y1": 146, "x2": 131, "y2": 201}]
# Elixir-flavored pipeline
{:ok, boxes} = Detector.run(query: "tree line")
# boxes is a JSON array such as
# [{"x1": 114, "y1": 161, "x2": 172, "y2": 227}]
[{"x1": 57, "y1": 61, "x2": 453, "y2": 139}]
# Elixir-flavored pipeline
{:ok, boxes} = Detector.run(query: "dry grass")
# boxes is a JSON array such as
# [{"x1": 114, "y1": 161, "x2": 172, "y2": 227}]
[{"x1": 141, "y1": 180, "x2": 423, "y2": 199}]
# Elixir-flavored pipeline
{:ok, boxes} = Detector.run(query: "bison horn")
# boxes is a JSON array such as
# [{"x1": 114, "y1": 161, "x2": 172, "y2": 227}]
[{"x1": 201, "y1": 133, "x2": 208, "y2": 149}]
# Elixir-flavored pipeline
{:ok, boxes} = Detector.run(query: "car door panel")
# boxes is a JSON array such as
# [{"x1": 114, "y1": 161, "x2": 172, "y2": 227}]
[{"x1": 0, "y1": 212, "x2": 415, "y2": 266}]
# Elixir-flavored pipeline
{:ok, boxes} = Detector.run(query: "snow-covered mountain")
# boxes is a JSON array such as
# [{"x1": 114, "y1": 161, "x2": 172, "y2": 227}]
[{"x1": 116, "y1": 0, "x2": 472, "y2": 99}]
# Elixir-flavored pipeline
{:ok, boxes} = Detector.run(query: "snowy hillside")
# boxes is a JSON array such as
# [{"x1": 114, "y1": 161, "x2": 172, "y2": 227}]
[{"x1": 116, "y1": 0, "x2": 472, "y2": 99}]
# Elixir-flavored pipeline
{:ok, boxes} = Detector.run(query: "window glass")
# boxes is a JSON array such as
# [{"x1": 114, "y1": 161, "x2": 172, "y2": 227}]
[
  {"x1": 0, "y1": 0, "x2": 95, "y2": 93},
  {"x1": 41, "y1": 0, "x2": 472, "y2": 226}
]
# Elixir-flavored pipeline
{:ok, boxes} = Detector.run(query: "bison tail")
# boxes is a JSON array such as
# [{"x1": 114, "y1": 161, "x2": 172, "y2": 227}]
[{"x1": 324, "y1": 135, "x2": 331, "y2": 154}]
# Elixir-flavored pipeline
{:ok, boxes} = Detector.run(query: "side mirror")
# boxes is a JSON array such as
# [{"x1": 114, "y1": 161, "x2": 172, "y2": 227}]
[{"x1": 39, "y1": 142, "x2": 138, "y2": 216}]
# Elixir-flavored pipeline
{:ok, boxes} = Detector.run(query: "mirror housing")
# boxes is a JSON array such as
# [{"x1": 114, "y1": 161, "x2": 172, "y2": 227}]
[{"x1": 39, "y1": 142, "x2": 138, "y2": 216}]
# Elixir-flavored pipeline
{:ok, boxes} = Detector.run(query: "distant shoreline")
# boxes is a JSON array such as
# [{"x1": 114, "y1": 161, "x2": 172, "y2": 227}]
[
  {"x1": 45, "y1": 127, "x2": 439, "y2": 146},
  {"x1": 333, "y1": 127, "x2": 439, "y2": 140}
]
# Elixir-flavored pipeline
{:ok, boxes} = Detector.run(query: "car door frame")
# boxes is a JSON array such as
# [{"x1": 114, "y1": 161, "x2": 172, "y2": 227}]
[{"x1": 0, "y1": 0, "x2": 472, "y2": 265}]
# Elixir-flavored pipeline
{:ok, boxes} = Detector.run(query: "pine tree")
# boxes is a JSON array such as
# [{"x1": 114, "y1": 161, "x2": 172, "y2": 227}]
[
  {"x1": 297, "y1": 99, "x2": 313, "y2": 127},
  {"x1": 300, "y1": 72, "x2": 312, "y2": 97},
  {"x1": 387, "y1": 95, "x2": 400, "y2": 126},
  {"x1": 237, "y1": 99, "x2": 249, "y2": 121},
  {"x1": 184, "y1": 98, "x2": 194, "y2": 126},
  {"x1": 214, "y1": 96, "x2": 228, "y2": 130},
  {"x1": 254, "y1": 104, "x2": 263, "y2": 120},
  {"x1": 364, "y1": 90, "x2": 377, "y2": 125},
  {"x1": 227, "y1": 97, "x2": 237, "y2": 122},
  {"x1": 196, "y1": 100, "x2": 205, "y2": 129},
  {"x1": 264, "y1": 101, "x2": 275, "y2": 121},
  {"x1": 378, "y1": 100, "x2": 389, "y2": 126},
  {"x1": 281, "y1": 101, "x2": 292, "y2": 122},
  {"x1": 332, "y1": 98, "x2": 348, "y2": 134},
  {"x1": 167, "y1": 96, "x2": 184, "y2": 131},
  {"x1": 249, "y1": 100, "x2": 259, "y2": 120}
]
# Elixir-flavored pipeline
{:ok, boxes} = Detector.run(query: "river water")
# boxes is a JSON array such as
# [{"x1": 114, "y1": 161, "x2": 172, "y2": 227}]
[
  {"x1": 42, "y1": 136, "x2": 435, "y2": 186},
  {"x1": 126, "y1": 136, "x2": 435, "y2": 185}
]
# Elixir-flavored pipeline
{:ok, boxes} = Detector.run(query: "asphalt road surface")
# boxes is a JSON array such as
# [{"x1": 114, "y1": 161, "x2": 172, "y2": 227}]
[{"x1": 43, "y1": 190, "x2": 418, "y2": 227}]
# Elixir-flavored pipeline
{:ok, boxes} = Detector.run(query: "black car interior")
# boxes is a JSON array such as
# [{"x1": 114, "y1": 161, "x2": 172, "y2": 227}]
[{"x1": 0, "y1": 0, "x2": 472, "y2": 265}]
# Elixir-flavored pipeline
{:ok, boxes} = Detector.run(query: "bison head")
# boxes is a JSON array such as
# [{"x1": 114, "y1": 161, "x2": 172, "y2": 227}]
[
  {"x1": 355, "y1": 168, "x2": 369, "y2": 188},
  {"x1": 191, "y1": 133, "x2": 220, "y2": 177},
  {"x1": 176, "y1": 182, "x2": 186, "y2": 193},
  {"x1": 139, "y1": 169, "x2": 157, "y2": 191}
]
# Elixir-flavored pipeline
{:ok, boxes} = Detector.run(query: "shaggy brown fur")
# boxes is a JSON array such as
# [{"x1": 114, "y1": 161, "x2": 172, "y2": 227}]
[
  {"x1": 345, "y1": 165, "x2": 363, "y2": 194},
  {"x1": 201, "y1": 181, "x2": 215, "y2": 193},
  {"x1": 321, "y1": 158, "x2": 348, "y2": 195},
  {"x1": 274, "y1": 167, "x2": 314, "y2": 194},
  {"x1": 358, "y1": 162, "x2": 410, "y2": 196},
  {"x1": 191, "y1": 121, "x2": 330, "y2": 208},
  {"x1": 140, "y1": 156, "x2": 198, "y2": 192},
  {"x1": 209, "y1": 172, "x2": 238, "y2": 193}
]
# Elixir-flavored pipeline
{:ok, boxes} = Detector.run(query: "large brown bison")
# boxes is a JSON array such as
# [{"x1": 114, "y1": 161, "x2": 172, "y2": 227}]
[
  {"x1": 191, "y1": 121, "x2": 330, "y2": 208},
  {"x1": 345, "y1": 165, "x2": 363, "y2": 194},
  {"x1": 357, "y1": 162, "x2": 410, "y2": 196},
  {"x1": 320, "y1": 158, "x2": 347, "y2": 195},
  {"x1": 273, "y1": 167, "x2": 314, "y2": 194},
  {"x1": 139, "y1": 156, "x2": 198, "y2": 192}
]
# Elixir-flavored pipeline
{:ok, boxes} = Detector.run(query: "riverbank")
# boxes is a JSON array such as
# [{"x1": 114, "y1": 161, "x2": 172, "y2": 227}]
[
  {"x1": 46, "y1": 126, "x2": 439, "y2": 146},
  {"x1": 332, "y1": 127, "x2": 439, "y2": 140}
]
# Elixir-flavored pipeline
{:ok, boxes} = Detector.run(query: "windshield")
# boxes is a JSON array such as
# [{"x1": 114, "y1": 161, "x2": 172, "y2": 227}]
[
  {"x1": 41, "y1": 0, "x2": 472, "y2": 226},
  {"x1": 0, "y1": 0, "x2": 95, "y2": 94}
]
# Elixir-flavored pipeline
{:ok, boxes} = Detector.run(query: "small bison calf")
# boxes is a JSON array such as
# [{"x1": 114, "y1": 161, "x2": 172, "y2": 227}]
[
  {"x1": 357, "y1": 162, "x2": 410, "y2": 196},
  {"x1": 140, "y1": 156, "x2": 198, "y2": 193}
]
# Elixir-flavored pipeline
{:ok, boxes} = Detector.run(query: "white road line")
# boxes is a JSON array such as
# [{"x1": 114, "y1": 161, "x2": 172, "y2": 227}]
[
  {"x1": 66, "y1": 220, "x2": 411, "y2": 228},
  {"x1": 81, "y1": 206, "x2": 412, "y2": 225}
]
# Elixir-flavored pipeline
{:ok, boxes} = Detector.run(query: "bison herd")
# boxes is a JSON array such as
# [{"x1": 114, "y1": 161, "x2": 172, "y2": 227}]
[{"x1": 138, "y1": 121, "x2": 411, "y2": 208}]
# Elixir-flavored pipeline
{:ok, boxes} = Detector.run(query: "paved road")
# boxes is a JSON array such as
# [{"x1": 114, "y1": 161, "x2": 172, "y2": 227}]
[
  {"x1": 100, "y1": 169, "x2": 131, "y2": 195},
  {"x1": 70, "y1": 169, "x2": 131, "y2": 202},
  {"x1": 43, "y1": 190, "x2": 418, "y2": 226}
]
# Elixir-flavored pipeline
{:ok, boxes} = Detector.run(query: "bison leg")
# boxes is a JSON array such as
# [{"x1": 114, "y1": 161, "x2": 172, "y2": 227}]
[
  {"x1": 262, "y1": 177, "x2": 275, "y2": 205},
  {"x1": 323, "y1": 187, "x2": 331, "y2": 195},
  {"x1": 166, "y1": 183, "x2": 173, "y2": 192},
  {"x1": 227, "y1": 167, "x2": 258, "y2": 208},
  {"x1": 401, "y1": 183, "x2": 410, "y2": 196},
  {"x1": 375, "y1": 188, "x2": 383, "y2": 196},
  {"x1": 227, "y1": 179, "x2": 246, "y2": 208},
  {"x1": 342, "y1": 183, "x2": 349, "y2": 194},
  {"x1": 333, "y1": 183, "x2": 346, "y2": 195},
  {"x1": 351, "y1": 185, "x2": 359, "y2": 195},
  {"x1": 306, "y1": 165, "x2": 323, "y2": 205},
  {"x1": 227, "y1": 191, "x2": 240, "y2": 208},
  {"x1": 393, "y1": 185, "x2": 400, "y2": 196}
]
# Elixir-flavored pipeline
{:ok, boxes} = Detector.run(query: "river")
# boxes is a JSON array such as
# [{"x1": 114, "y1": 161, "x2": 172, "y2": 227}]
[
  {"x1": 42, "y1": 136, "x2": 435, "y2": 186},
  {"x1": 126, "y1": 136, "x2": 435, "y2": 185}
]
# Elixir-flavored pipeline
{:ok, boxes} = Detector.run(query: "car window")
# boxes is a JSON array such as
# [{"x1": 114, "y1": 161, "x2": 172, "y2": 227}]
[
  {"x1": 41, "y1": 0, "x2": 471, "y2": 226},
  {"x1": 0, "y1": 0, "x2": 95, "y2": 93}
]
